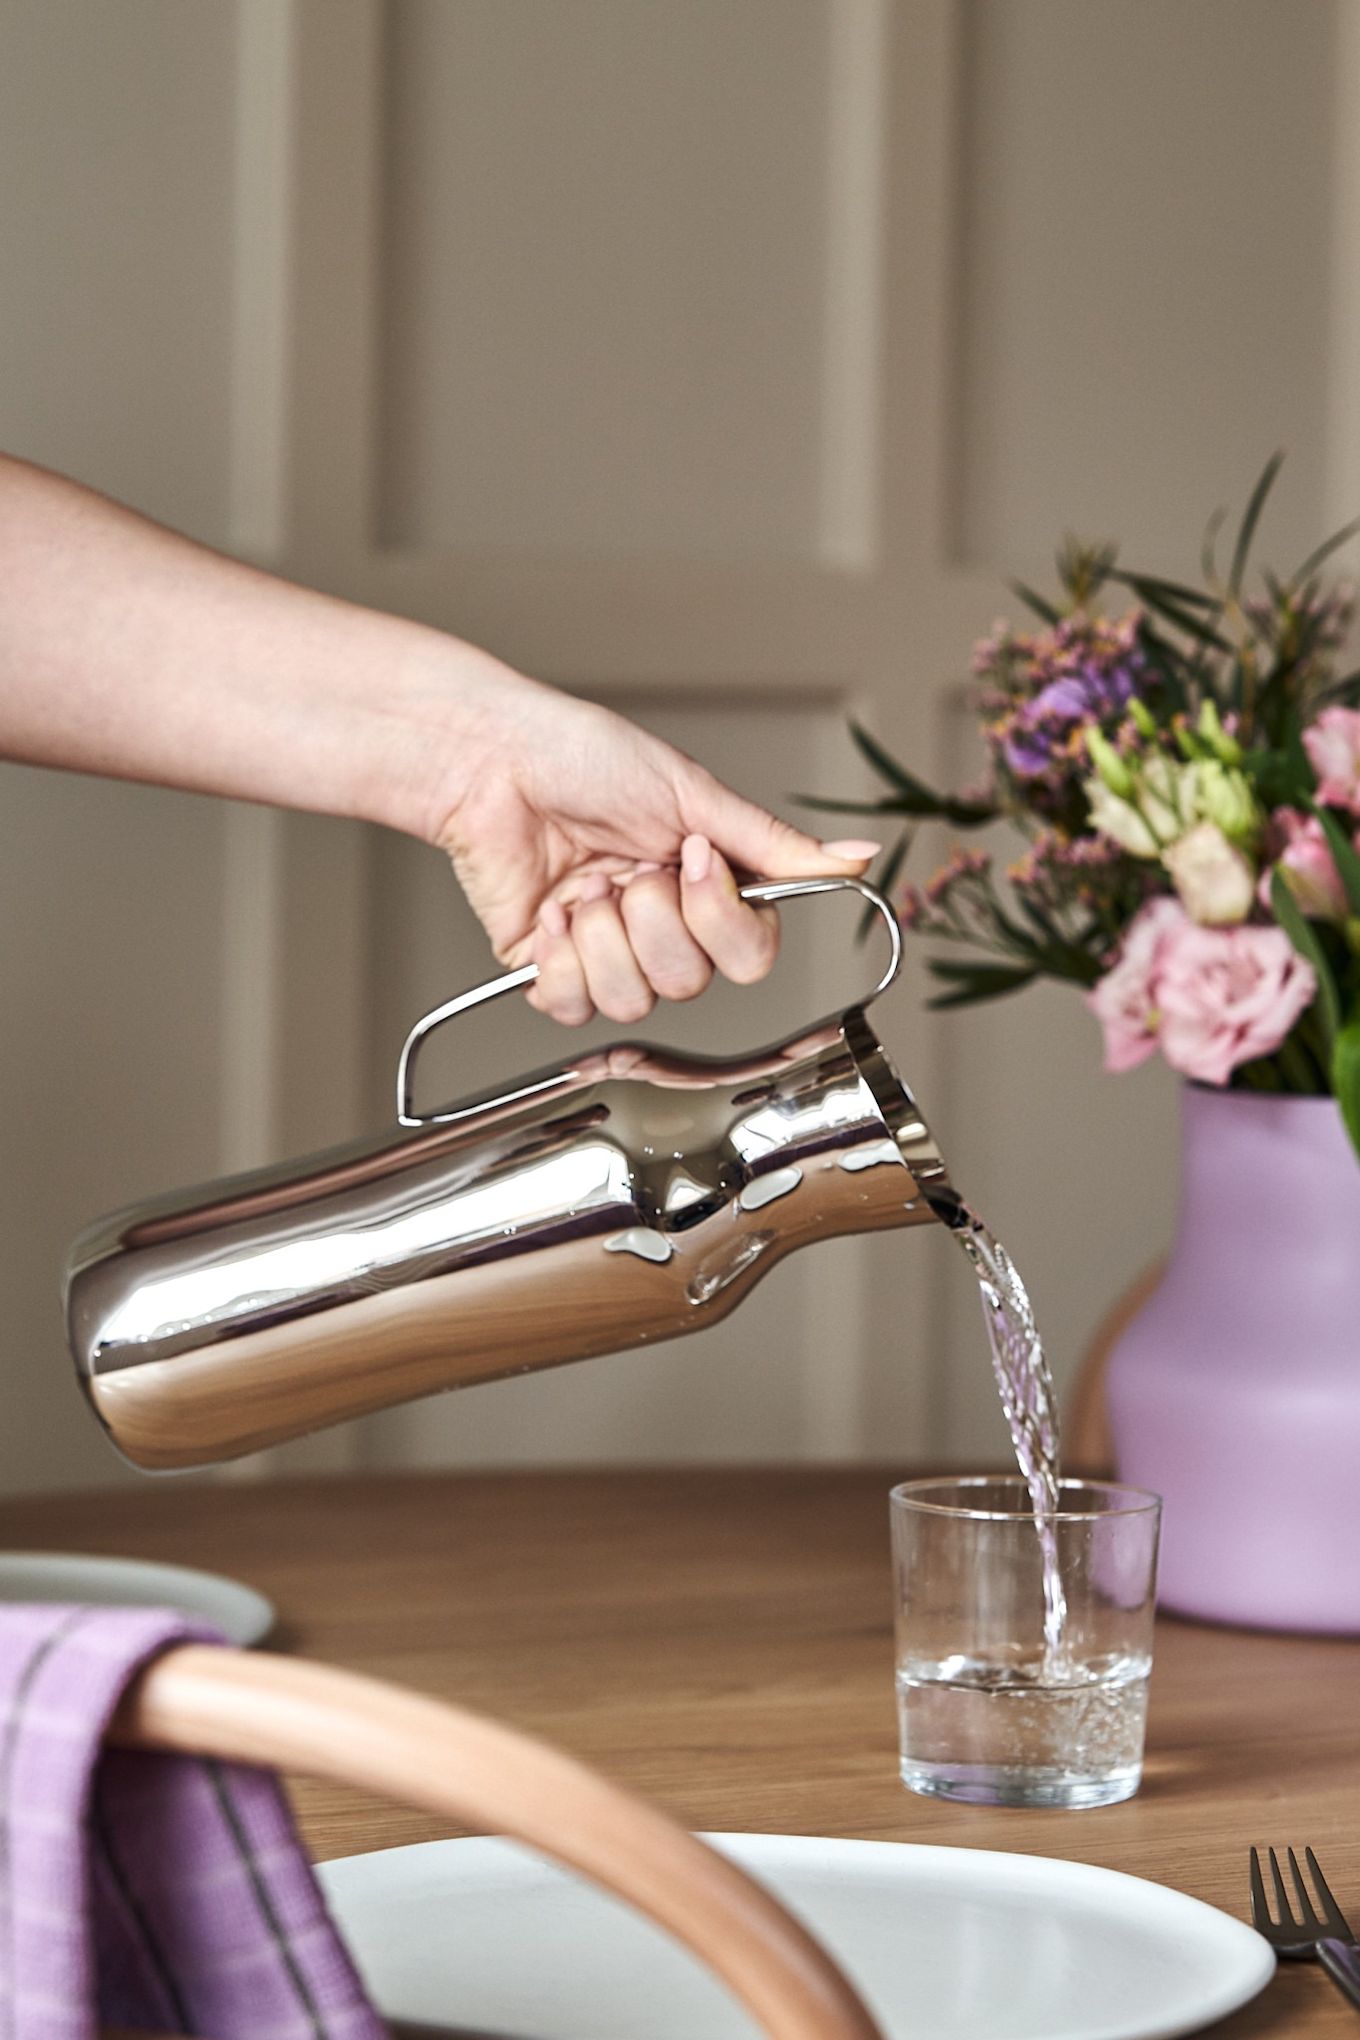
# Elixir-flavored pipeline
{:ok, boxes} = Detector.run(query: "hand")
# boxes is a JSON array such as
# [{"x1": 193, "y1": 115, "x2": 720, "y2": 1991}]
[
  {"x1": 0, "y1": 455, "x2": 876, "y2": 1026},
  {"x1": 432, "y1": 670, "x2": 880, "y2": 1025}
]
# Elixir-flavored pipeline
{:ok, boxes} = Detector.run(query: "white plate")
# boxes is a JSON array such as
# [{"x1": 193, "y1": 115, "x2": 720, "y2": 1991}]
[
  {"x1": 0, "y1": 1552, "x2": 274, "y2": 1646},
  {"x1": 319, "y1": 1832, "x2": 1274, "y2": 2040}
]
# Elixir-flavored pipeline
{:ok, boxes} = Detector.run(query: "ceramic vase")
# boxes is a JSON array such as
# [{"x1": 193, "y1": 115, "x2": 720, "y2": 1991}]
[{"x1": 1106, "y1": 1085, "x2": 1360, "y2": 1632}]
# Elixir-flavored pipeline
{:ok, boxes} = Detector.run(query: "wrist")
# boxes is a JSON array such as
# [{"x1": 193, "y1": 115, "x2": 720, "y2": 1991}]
[{"x1": 358, "y1": 629, "x2": 535, "y2": 847}]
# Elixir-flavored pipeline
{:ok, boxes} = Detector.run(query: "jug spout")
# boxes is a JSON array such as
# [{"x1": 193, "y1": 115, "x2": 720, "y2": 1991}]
[{"x1": 65, "y1": 879, "x2": 960, "y2": 1469}]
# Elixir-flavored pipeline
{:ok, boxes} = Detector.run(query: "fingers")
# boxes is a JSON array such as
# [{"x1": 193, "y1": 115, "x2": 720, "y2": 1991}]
[
  {"x1": 529, "y1": 872, "x2": 659, "y2": 1026},
  {"x1": 671, "y1": 836, "x2": 781, "y2": 985},
  {"x1": 571, "y1": 885, "x2": 656, "y2": 1025},
  {"x1": 528, "y1": 829, "x2": 863, "y2": 1024},
  {"x1": 681, "y1": 769, "x2": 882, "y2": 882},
  {"x1": 525, "y1": 893, "x2": 593, "y2": 1026},
  {"x1": 619, "y1": 869, "x2": 714, "y2": 1004}
]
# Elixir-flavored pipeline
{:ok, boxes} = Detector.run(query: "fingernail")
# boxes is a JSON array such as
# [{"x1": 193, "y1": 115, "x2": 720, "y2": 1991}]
[
  {"x1": 578, "y1": 873, "x2": 612, "y2": 905},
  {"x1": 632, "y1": 861, "x2": 663, "y2": 876},
  {"x1": 820, "y1": 838, "x2": 883, "y2": 861},
  {"x1": 681, "y1": 834, "x2": 711, "y2": 884},
  {"x1": 539, "y1": 897, "x2": 568, "y2": 938}
]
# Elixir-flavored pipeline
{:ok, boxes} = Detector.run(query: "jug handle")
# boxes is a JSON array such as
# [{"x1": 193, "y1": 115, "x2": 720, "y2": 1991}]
[{"x1": 396, "y1": 874, "x2": 903, "y2": 1127}]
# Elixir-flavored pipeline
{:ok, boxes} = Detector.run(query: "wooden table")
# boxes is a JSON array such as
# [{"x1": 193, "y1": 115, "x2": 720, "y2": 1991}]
[{"x1": 4, "y1": 1466, "x2": 1358, "y2": 2036}]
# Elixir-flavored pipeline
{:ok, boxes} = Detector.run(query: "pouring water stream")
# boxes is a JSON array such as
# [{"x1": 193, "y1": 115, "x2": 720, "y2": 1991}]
[{"x1": 922, "y1": 1178, "x2": 1068, "y2": 1669}]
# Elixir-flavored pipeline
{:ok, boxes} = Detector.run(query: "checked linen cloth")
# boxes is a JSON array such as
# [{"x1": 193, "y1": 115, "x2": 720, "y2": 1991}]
[{"x1": 0, "y1": 1604, "x2": 387, "y2": 2039}]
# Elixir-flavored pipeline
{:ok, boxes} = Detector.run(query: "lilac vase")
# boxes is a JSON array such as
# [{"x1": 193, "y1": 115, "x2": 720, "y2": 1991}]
[{"x1": 1106, "y1": 1084, "x2": 1360, "y2": 1633}]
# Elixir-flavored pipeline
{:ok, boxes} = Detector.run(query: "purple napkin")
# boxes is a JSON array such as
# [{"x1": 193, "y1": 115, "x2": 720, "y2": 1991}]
[{"x1": 0, "y1": 1603, "x2": 389, "y2": 2040}]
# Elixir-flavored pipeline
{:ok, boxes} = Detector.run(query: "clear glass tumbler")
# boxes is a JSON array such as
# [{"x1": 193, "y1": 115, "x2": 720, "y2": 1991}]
[{"x1": 890, "y1": 1476, "x2": 1161, "y2": 1809}]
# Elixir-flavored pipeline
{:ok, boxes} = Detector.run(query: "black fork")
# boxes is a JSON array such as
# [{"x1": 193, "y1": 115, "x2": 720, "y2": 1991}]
[
  {"x1": 1250, "y1": 1846, "x2": 1353, "y2": 1957},
  {"x1": 1249, "y1": 1846, "x2": 1360, "y2": 2011}
]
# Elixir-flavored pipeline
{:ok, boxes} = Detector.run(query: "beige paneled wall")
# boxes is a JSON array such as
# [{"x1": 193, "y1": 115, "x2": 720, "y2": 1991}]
[
  {"x1": 0, "y1": 0, "x2": 1352, "y2": 1490},
  {"x1": 378, "y1": 0, "x2": 831, "y2": 559},
  {"x1": 0, "y1": 0, "x2": 240, "y2": 1492},
  {"x1": 0, "y1": 0, "x2": 236, "y2": 541},
  {"x1": 953, "y1": 0, "x2": 1336, "y2": 576}
]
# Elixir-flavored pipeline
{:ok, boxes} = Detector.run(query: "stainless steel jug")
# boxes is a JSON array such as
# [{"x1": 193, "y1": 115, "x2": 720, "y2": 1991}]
[{"x1": 66, "y1": 878, "x2": 963, "y2": 1468}]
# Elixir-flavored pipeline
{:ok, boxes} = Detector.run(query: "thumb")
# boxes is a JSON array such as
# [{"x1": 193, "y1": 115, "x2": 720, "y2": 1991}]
[{"x1": 685, "y1": 777, "x2": 881, "y2": 881}]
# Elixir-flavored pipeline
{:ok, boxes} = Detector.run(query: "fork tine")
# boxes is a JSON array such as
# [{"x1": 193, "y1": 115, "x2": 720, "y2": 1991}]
[
  {"x1": 1250, "y1": 1847, "x2": 1271, "y2": 1928},
  {"x1": 1305, "y1": 1848, "x2": 1355, "y2": 1937},
  {"x1": 1269, "y1": 1849, "x2": 1295, "y2": 1925},
  {"x1": 1287, "y1": 1849, "x2": 1320, "y2": 1926}
]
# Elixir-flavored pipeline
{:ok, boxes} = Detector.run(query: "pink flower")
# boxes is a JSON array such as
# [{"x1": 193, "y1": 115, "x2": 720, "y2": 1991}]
[
  {"x1": 1303, "y1": 707, "x2": 1360, "y2": 815},
  {"x1": 897, "y1": 884, "x2": 926, "y2": 930},
  {"x1": 1085, "y1": 898, "x2": 1185, "y2": 1072},
  {"x1": 1156, "y1": 923, "x2": 1316, "y2": 1085},
  {"x1": 1261, "y1": 808, "x2": 1348, "y2": 921}
]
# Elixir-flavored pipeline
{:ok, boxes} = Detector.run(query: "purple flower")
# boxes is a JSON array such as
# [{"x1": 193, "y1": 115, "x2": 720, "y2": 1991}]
[
  {"x1": 983, "y1": 612, "x2": 1150, "y2": 788},
  {"x1": 1032, "y1": 677, "x2": 1095, "y2": 721},
  {"x1": 1003, "y1": 723, "x2": 1058, "y2": 777}
]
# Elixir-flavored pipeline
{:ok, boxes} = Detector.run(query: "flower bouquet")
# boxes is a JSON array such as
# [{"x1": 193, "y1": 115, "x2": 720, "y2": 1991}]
[{"x1": 810, "y1": 457, "x2": 1360, "y2": 1161}]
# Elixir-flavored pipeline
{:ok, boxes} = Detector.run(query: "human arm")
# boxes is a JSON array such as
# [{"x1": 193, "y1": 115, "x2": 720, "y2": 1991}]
[{"x1": 0, "y1": 454, "x2": 878, "y2": 1021}]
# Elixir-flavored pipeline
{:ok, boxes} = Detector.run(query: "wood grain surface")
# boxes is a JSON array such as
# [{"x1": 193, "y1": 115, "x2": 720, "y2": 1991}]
[{"x1": 5, "y1": 1466, "x2": 1357, "y2": 2036}]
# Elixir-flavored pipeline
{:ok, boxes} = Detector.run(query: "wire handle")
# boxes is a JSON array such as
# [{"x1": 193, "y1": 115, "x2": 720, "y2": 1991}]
[{"x1": 396, "y1": 874, "x2": 901, "y2": 1127}]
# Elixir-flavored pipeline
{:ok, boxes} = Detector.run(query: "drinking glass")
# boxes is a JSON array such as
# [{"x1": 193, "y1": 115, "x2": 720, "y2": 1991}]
[{"x1": 890, "y1": 1476, "x2": 1161, "y2": 1809}]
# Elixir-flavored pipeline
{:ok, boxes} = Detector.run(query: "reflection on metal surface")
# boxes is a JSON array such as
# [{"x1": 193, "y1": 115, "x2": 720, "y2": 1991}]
[
  {"x1": 66, "y1": 877, "x2": 960, "y2": 1470},
  {"x1": 661, "y1": 1170, "x2": 711, "y2": 1213},
  {"x1": 97, "y1": 1146, "x2": 628, "y2": 1353}
]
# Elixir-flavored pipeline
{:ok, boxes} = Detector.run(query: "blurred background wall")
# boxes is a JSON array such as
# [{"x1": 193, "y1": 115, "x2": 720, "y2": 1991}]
[{"x1": 0, "y1": 0, "x2": 1352, "y2": 1493}]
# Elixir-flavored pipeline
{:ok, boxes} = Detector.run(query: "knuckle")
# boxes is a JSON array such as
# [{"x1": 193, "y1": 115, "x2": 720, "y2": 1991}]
[
  {"x1": 624, "y1": 869, "x2": 675, "y2": 904},
  {"x1": 726, "y1": 951, "x2": 775, "y2": 986},
  {"x1": 604, "y1": 990, "x2": 655, "y2": 1025},
  {"x1": 726, "y1": 928, "x2": 779, "y2": 985},
  {"x1": 654, "y1": 963, "x2": 712, "y2": 1002}
]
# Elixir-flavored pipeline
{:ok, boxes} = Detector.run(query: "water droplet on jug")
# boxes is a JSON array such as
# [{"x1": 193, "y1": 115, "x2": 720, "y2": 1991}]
[
  {"x1": 603, "y1": 1228, "x2": 673, "y2": 1265},
  {"x1": 737, "y1": 1165, "x2": 803, "y2": 1211},
  {"x1": 838, "y1": 1139, "x2": 901, "y2": 1173},
  {"x1": 685, "y1": 1229, "x2": 776, "y2": 1305}
]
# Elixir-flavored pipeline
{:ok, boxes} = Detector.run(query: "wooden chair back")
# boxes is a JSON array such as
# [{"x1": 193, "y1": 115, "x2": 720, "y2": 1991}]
[{"x1": 102, "y1": 1644, "x2": 882, "y2": 2040}]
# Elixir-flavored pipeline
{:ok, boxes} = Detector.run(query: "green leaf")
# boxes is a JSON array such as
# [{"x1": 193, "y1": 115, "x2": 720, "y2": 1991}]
[
  {"x1": 1008, "y1": 580, "x2": 1061, "y2": 625},
  {"x1": 1313, "y1": 804, "x2": 1360, "y2": 917},
  {"x1": 925, "y1": 962, "x2": 1043, "y2": 1011},
  {"x1": 1270, "y1": 868, "x2": 1340, "y2": 1050},
  {"x1": 1289, "y1": 512, "x2": 1360, "y2": 591},
  {"x1": 1268, "y1": 1030, "x2": 1323, "y2": 1094},
  {"x1": 1106, "y1": 569, "x2": 1219, "y2": 611},
  {"x1": 1201, "y1": 504, "x2": 1228, "y2": 585},
  {"x1": 925, "y1": 961, "x2": 1039, "y2": 1011},
  {"x1": 845, "y1": 720, "x2": 950, "y2": 806},
  {"x1": 1132, "y1": 623, "x2": 1190, "y2": 711},
  {"x1": 1229, "y1": 450, "x2": 1285, "y2": 596},
  {"x1": 927, "y1": 956, "x2": 1012, "y2": 980},
  {"x1": 1312, "y1": 667, "x2": 1360, "y2": 711},
  {"x1": 795, "y1": 795, "x2": 896, "y2": 815},
  {"x1": 1332, "y1": 1019, "x2": 1360, "y2": 1164},
  {"x1": 857, "y1": 831, "x2": 912, "y2": 942},
  {"x1": 1115, "y1": 575, "x2": 1229, "y2": 650},
  {"x1": 834, "y1": 724, "x2": 998, "y2": 825},
  {"x1": 875, "y1": 830, "x2": 911, "y2": 896},
  {"x1": 1242, "y1": 709, "x2": 1314, "y2": 808},
  {"x1": 1234, "y1": 1057, "x2": 1282, "y2": 1093}
]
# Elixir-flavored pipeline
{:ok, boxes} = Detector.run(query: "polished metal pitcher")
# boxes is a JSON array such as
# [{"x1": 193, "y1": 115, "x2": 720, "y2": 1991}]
[{"x1": 66, "y1": 877, "x2": 963, "y2": 1468}]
